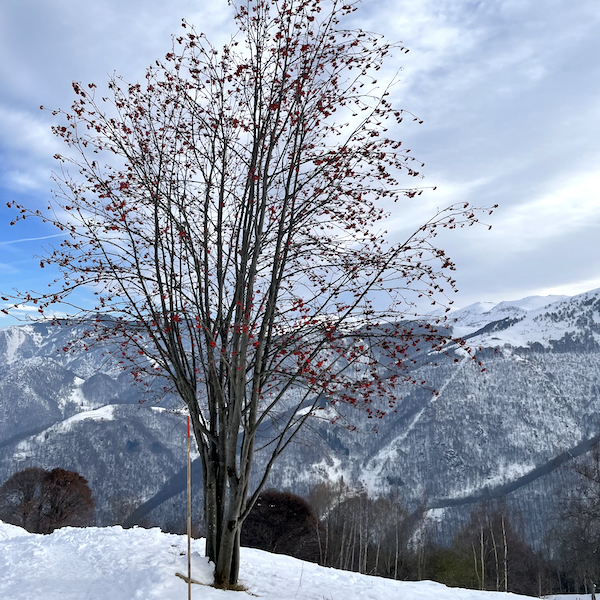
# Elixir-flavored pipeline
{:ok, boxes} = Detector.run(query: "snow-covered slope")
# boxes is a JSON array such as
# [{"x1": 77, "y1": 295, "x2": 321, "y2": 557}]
[
  {"x1": 449, "y1": 289, "x2": 598, "y2": 347},
  {"x1": 448, "y1": 293, "x2": 570, "y2": 336},
  {"x1": 0, "y1": 521, "x2": 534, "y2": 600}
]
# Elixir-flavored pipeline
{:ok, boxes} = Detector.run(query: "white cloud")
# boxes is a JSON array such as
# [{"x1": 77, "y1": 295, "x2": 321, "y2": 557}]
[
  {"x1": 1, "y1": 0, "x2": 600, "y2": 310},
  {"x1": 0, "y1": 106, "x2": 61, "y2": 191},
  {"x1": 495, "y1": 170, "x2": 600, "y2": 251},
  {"x1": 0, "y1": 233, "x2": 65, "y2": 246}
]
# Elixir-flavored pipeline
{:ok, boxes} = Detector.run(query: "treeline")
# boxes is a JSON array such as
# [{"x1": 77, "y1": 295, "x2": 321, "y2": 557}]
[
  {"x1": 238, "y1": 473, "x2": 600, "y2": 598},
  {"x1": 239, "y1": 481, "x2": 547, "y2": 596},
  {"x1": 550, "y1": 445, "x2": 600, "y2": 597}
]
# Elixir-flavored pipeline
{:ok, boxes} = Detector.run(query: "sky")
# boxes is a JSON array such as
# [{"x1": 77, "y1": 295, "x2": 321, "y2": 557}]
[{"x1": 1, "y1": 0, "x2": 599, "y2": 325}]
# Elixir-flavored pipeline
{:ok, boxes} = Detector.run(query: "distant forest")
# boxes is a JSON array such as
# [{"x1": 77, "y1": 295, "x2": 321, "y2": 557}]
[{"x1": 116, "y1": 446, "x2": 600, "y2": 598}]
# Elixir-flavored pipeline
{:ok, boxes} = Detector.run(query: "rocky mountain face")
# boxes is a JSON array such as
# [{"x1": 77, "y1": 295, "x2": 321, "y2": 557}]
[{"x1": 1, "y1": 289, "x2": 599, "y2": 545}]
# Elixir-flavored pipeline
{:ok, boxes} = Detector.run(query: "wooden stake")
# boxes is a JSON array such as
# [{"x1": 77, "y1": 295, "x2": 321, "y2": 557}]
[{"x1": 187, "y1": 415, "x2": 191, "y2": 600}]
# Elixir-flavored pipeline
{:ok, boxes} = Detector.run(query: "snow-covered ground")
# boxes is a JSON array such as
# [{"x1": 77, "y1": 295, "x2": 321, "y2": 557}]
[
  {"x1": 0, "y1": 520, "x2": 546, "y2": 600},
  {"x1": 550, "y1": 596, "x2": 596, "y2": 600}
]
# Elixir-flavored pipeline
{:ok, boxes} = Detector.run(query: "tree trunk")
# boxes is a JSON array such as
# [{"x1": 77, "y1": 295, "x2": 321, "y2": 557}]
[
  {"x1": 203, "y1": 457, "x2": 219, "y2": 565},
  {"x1": 394, "y1": 514, "x2": 399, "y2": 580},
  {"x1": 338, "y1": 518, "x2": 347, "y2": 570},
  {"x1": 316, "y1": 517, "x2": 323, "y2": 565},
  {"x1": 357, "y1": 511, "x2": 363, "y2": 573},
  {"x1": 501, "y1": 514, "x2": 508, "y2": 592},
  {"x1": 472, "y1": 542, "x2": 480, "y2": 590},
  {"x1": 208, "y1": 472, "x2": 247, "y2": 588},
  {"x1": 480, "y1": 523, "x2": 485, "y2": 590},
  {"x1": 214, "y1": 520, "x2": 241, "y2": 587},
  {"x1": 325, "y1": 518, "x2": 330, "y2": 566},
  {"x1": 362, "y1": 503, "x2": 369, "y2": 574},
  {"x1": 346, "y1": 518, "x2": 356, "y2": 571},
  {"x1": 197, "y1": 416, "x2": 250, "y2": 589},
  {"x1": 490, "y1": 523, "x2": 499, "y2": 591}
]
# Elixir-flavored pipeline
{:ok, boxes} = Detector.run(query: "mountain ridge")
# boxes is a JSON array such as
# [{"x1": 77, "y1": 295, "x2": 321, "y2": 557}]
[{"x1": 1, "y1": 288, "x2": 599, "y2": 543}]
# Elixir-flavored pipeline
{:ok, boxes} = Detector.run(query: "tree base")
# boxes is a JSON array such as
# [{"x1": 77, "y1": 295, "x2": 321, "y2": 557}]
[{"x1": 212, "y1": 579, "x2": 251, "y2": 592}]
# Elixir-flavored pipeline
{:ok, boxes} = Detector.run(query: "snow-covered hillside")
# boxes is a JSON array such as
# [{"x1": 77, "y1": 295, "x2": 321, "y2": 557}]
[
  {"x1": 0, "y1": 521, "x2": 534, "y2": 600},
  {"x1": 448, "y1": 289, "x2": 600, "y2": 348},
  {"x1": 2, "y1": 289, "x2": 600, "y2": 546}
]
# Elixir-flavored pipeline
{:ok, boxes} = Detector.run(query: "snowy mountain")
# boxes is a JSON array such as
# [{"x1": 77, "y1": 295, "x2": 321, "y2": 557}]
[
  {"x1": 1, "y1": 289, "x2": 600, "y2": 544},
  {"x1": 447, "y1": 294, "x2": 569, "y2": 336},
  {"x1": 453, "y1": 290, "x2": 600, "y2": 348},
  {"x1": 0, "y1": 520, "x2": 538, "y2": 599}
]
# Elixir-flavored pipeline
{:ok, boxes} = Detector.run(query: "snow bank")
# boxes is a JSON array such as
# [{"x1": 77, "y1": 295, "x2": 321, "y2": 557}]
[
  {"x1": 0, "y1": 520, "x2": 32, "y2": 541},
  {"x1": 0, "y1": 521, "x2": 536, "y2": 600}
]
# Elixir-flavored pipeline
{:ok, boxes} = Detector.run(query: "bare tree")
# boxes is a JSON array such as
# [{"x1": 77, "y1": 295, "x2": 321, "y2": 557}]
[
  {"x1": 4, "y1": 0, "x2": 492, "y2": 587},
  {"x1": 452, "y1": 504, "x2": 542, "y2": 596},
  {"x1": 0, "y1": 467, "x2": 94, "y2": 533},
  {"x1": 0, "y1": 467, "x2": 46, "y2": 532},
  {"x1": 307, "y1": 479, "x2": 411, "y2": 577},
  {"x1": 38, "y1": 468, "x2": 95, "y2": 533},
  {"x1": 241, "y1": 489, "x2": 319, "y2": 560}
]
